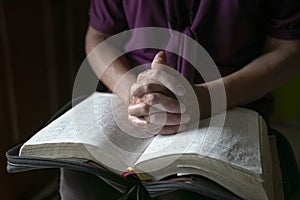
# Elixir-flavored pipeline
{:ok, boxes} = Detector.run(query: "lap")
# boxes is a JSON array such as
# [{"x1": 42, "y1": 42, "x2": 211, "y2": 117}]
[
  {"x1": 59, "y1": 169, "x2": 211, "y2": 200},
  {"x1": 59, "y1": 169, "x2": 122, "y2": 200}
]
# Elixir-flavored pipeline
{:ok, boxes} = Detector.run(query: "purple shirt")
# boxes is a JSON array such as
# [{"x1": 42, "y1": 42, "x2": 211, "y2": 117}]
[
  {"x1": 89, "y1": 0, "x2": 300, "y2": 70},
  {"x1": 89, "y1": 0, "x2": 300, "y2": 118}
]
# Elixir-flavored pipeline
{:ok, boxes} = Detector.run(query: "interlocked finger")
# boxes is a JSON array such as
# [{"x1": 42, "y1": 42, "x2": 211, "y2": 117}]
[
  {"x1": 142, "y1": 93, "x2": 185, "y2": 113},
  {"x1": 144, "y1": 113, "x2": 190, "y2": 125},
  {"x1": 131, "y1": 82, "x2": 174, "y2": 98},
  {"x1": 128, "y1": 114, "x2": 186, "y2": 135}
]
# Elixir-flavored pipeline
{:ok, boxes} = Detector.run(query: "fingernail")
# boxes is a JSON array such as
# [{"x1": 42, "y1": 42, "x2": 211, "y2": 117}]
[
  {"x1": 182, "y1": 114, "x2": 190, "y2": 123},
  {"x1": 179, "y1": 103, "x2": 186, "y2": 113},
  {"x1": 136, "y1": 119, "x2": 149, "y2": 127},
  {"x1": 176, "y1": 85, "x2": 185, "y2": 96}
]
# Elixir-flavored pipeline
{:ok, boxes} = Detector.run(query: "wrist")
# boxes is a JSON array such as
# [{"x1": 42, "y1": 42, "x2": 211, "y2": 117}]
[
  {"x1": 193, "y1": 83, "x2": 211, "y2": 119},
  {"x1": 113, "y1": 74, "x2": 137, "y2": 105},
  {"x1": 193, "y1": 79, "x2": 227, "y2": 119}
]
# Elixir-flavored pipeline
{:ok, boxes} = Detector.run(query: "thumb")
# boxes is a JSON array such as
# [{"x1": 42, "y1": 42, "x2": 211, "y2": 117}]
[{"x1": 151, "y1": 51, "x2": 167, "y2": 68}]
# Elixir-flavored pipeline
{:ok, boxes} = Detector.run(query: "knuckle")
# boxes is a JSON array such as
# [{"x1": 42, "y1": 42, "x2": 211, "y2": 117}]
[
  {"x1": 137, "y1": 69, "x2": 151, "y2": 82},
  {"x1": 141, "y1": 103, "x2": 149, "y2": 114},
  {"x1": 137, "y1": 73, "x2": 143, "y2": 82},
  {"x1": 130, "y1": 83, "x2": 138, "y2": 95},
  {"x1": 149, "y1": 114, "x2": 157, "y2": 124},
  {"x1": 131, "y1": 83, "x2": 144, "y2": 97},
  {"x1": 127, "y1": 106, "x2": 134, "y2": 115},
  {"x1": 145, "y1": 93, "x2": 156, "y2": 104},
  {"x1": 144, "y1": 84, "x2": 153, "y2": 93},
  {"x1": 128, "y1": 115, "x2": 133, "y2": 122},
  {"x1": 152, "y1": 69, "x2": 162, "y2": 77}
]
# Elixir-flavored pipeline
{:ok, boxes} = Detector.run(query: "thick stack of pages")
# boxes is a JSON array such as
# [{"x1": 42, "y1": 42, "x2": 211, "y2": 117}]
[{"x1": 19, "y1": 92, "x2": 274, "y2": 200}]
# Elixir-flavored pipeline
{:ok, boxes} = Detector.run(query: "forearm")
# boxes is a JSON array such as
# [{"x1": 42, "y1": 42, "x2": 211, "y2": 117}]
[
  {"x1": 85, "y1": 26, "x2": 136, "y2": 104},
  {"x1": 194, "y1": 37, "x2": 300, "y2": 117},
  {"x1": 224, "y1": 38, "x2": 300, "y2": 108}
]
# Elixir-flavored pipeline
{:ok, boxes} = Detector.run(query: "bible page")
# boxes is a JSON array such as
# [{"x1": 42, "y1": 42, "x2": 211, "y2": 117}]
[
  {"x1": 135, "y1": 108, "x2": 262, "y2": 174},
  {"x1": 187, "y1": 108, "x2": 261, "y2": 174},
  {"x1": 20, "y1": 93, "x2": 153, "y2": 171}
]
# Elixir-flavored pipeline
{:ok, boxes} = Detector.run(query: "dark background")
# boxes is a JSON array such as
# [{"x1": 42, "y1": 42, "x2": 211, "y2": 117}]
[{"x1": 0, "y1": 0, "x2": 90, "y2": 199}]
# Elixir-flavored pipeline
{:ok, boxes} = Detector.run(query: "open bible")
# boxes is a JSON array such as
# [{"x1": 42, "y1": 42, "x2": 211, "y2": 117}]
[{"x1": 19, "y1": 92, "x2": 274, "y2": 200}]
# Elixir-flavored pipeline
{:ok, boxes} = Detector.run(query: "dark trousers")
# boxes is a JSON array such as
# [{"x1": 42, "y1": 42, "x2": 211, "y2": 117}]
[
  {"x1": 60, "y1": 169, "x2": 214, "y2": 200},
  {"x1": 269, "y1": 129, "x2": 300, "y2": 200}
]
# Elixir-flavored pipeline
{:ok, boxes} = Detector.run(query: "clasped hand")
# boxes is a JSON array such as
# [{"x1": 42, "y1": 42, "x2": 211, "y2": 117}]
[{"x1": 128, "y1": 51, "x2": 191, "y2": 135}]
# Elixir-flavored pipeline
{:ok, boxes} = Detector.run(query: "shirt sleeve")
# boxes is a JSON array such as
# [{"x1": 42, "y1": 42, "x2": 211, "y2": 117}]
[
  {"x1": 265, "y1": 0, "x2": 300, "y2": 39},
  {"x1": 89, "y1": 0, "x2": 127, "y2": 34}
]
